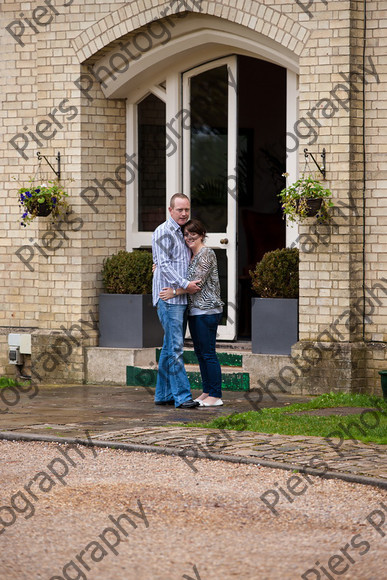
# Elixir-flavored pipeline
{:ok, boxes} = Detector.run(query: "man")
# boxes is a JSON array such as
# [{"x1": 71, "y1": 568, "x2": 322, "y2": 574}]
[{"x1": 152, "y1": 193, "x2": 201, "y2": 408}]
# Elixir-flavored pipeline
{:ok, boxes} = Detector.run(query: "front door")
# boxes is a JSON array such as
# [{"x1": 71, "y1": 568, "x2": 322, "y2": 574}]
[
  {"x1": 128, "y1": 55, "x2": 293, "y2": 341},
  {"x1": 182, "y1": 57, "x2": 238, "y2": 340}
]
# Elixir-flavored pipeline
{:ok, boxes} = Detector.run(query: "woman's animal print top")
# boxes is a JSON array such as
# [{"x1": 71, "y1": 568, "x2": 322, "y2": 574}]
[{"x1": 187, "y1": 247, "x2": 224, "y2": 311}]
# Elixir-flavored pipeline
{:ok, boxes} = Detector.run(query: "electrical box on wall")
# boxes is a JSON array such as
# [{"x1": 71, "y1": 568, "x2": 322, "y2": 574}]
[
  {"x1": 8, "y1": 333, "x2": 31, "y2": 365},
  {"x1": 9, "y1": 346, "x2": 23, "y2": 365},
  {"x1": 19, "y1": 334, "x2": 32, "y2": 355}
]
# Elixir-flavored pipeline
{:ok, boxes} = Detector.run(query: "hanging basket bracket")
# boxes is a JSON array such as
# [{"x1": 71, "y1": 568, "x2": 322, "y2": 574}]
[
  {"x1": 303, "y1": 148, "x2": 326, "y2": 179},
  {"x1": 37, "y1": 151, "x2": 61, "y2": 180}
]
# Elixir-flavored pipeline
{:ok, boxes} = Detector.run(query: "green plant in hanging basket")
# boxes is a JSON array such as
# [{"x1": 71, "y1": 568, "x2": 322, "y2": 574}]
[
  {"x1": 278, "y1": 173, "x2": 334, "y2": 223},
  {"x1": 16, "y1": 178, "x2": 70, "y2": 227}
]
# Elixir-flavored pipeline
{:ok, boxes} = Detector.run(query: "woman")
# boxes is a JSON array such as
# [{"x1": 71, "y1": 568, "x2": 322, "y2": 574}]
[{"x1": 159, "y1": 219, "x2": 224, "y2": 407}]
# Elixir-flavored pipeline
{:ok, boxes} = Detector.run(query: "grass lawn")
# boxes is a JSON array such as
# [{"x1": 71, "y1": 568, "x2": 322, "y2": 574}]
[{"x1": 187, "y1": 392, "x2": 387, "y2": 445}]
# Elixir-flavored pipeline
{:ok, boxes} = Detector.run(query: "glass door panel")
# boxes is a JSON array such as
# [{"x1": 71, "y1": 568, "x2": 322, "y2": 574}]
[
  {"x1": 138, "y1": 94, "x2": 166, "y2": 231},
  {"x1": 183, "y1": 57, "x2": 237, "y2": 340},
  {"x1": 190, "y1": 66, "x2": 228, "y2": 232}
]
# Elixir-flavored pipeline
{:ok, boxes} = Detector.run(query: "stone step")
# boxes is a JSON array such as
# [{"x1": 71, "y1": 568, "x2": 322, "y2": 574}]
[
  {"x1": 155, "y1": 348, "x2": 243, "y2": 367},
  {"x1": 86, "y1": 346, "x2": 294, "y2": 393},
  {"x1": 126, "y1": 365, "x2": 250, "y2": 391}
]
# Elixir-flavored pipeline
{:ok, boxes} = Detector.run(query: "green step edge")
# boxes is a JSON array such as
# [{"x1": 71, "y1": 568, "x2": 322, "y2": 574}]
[
  {"x1": 155, "y1": 349, "x2": 242, "y2": 367},
  {"x1": 126, "y1": 366, "x2": 249, "y2": 392}
]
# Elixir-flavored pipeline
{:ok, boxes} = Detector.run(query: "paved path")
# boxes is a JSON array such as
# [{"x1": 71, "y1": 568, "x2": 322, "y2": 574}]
[
  {"x1": 0, "y1": 384, "x2": 386, "y2": 485},
  {"x1": 89, "y1": 425, "x2": 387, "y2": 483}
]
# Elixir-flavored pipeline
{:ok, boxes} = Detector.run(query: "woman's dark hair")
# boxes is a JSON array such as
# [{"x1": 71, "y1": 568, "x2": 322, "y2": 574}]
[{"x1": 183, "y1": 219, "x2": 207, "y2": 239}]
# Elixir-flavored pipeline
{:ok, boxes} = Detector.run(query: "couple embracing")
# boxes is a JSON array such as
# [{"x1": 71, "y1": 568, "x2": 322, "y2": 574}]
[{"x1": 152, "y1": 193, "x2": 224, "y2": 409}]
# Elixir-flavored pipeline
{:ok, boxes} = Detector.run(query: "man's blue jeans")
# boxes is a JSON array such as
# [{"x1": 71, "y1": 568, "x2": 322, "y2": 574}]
[
  {"x1": 155, "y1": 300, "x2": 192, "y2": 407},
  {"x1": 188, "y1": 313, "x2": 222, "y2": 398}
]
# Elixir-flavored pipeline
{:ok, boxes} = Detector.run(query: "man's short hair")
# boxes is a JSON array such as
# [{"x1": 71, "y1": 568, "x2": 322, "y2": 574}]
[{"x1": 169, "y1": 193, "x2": 190, "y2": 208}]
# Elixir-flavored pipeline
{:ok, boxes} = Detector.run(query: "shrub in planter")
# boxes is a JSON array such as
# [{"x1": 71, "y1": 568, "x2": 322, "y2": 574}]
[
  {"x1": 250, "y1": 248, "x2": 299, "y2": 355},
  {"x1": 250, "y1": 247, "x2": 299, "y2": 299},
  {"x1": 102, "y1": 250, "x2": 153, "y2": 294},
  {"x1": 99, "y1": 250, "x2": 162, "y2": 348}
]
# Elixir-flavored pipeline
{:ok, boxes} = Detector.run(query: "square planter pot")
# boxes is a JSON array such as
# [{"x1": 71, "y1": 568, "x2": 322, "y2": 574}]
[
  {"x1": 252, "y1": 297, "x2": 298, "y2": 355},
  {"x1": 99, "y1": 294, "x2": 163, "y2": 348},
  {"x1": 378, "y1": 371, "x2": 387, "y2": 399}
]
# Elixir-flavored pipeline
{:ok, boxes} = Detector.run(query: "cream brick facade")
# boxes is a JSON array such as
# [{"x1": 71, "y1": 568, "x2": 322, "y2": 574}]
[{"x1": 0, "y1": 0, "x2": 386, "y2": 393}]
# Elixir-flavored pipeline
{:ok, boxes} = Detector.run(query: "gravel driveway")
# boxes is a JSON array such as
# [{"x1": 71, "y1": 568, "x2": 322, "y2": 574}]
[{"x1": 0, "y1": 441, "x2": 386, "y2": 580}]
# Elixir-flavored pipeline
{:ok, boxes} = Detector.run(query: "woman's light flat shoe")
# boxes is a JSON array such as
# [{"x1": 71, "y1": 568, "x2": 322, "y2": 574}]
[
  {"x1": 194, "y1": 398, "x2": 206, "y2": 405},
  {"x1": 201, "y1": 399, "x2": 223, "y2": 407}
]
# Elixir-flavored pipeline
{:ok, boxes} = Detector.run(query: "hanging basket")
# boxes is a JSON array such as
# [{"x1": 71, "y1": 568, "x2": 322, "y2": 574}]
[
  {"x1": 296, "y1": 197, "x2": 322, "y2": 218},
  {"x1": 27, "y1": 200, "x2": 53, "y2": 217},
  {"x1": 304, "y1": 197, "x2": 322, "y2": 217}
]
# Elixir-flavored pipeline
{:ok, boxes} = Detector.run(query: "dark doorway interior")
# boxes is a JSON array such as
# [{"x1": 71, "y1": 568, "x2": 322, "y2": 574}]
[{"x1": 237, "y1": 56, "x2": 287, "y2": 339}]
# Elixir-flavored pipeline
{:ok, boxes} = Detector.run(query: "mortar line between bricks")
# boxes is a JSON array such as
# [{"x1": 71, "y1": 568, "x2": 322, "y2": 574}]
[{"x1": 0, "y1": 431, "x2": 386, "y2": 490}]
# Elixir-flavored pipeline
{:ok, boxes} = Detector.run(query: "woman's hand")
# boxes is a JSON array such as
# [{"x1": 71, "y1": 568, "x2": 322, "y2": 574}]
[
  {"x1": 159, "y1": 287, "x2": 175, "y2": 300},
  {"x1": 152, "y1": 263, "x2": 157, "y2": 273},
  {"x1": 186, "y1": 279, "x2": 202, "y2": 294}
]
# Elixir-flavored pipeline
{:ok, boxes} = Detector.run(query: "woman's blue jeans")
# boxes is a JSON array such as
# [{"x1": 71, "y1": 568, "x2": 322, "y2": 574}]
[
  {"x1": 155, "y1": 300, "x2": 192, "y2": 407},
  {"x1": 188, "y1": 313, "x2": 222, "y2": 398}
]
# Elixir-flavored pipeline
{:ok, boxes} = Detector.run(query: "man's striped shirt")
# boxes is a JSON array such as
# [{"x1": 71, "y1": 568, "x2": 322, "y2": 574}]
[{"x1": 152, "y1": 217, "x2": 191, "y2": 306}]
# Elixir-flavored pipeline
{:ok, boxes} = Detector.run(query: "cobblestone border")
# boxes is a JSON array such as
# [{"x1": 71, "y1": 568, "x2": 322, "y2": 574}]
[{"x1": 1, "y1": 431, "x2": 386, "y2": 490}]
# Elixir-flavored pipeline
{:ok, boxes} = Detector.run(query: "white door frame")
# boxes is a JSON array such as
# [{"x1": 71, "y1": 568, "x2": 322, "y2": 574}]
[{"x1": 286, "y1": 69, "x2": 299, "y2": 248}]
